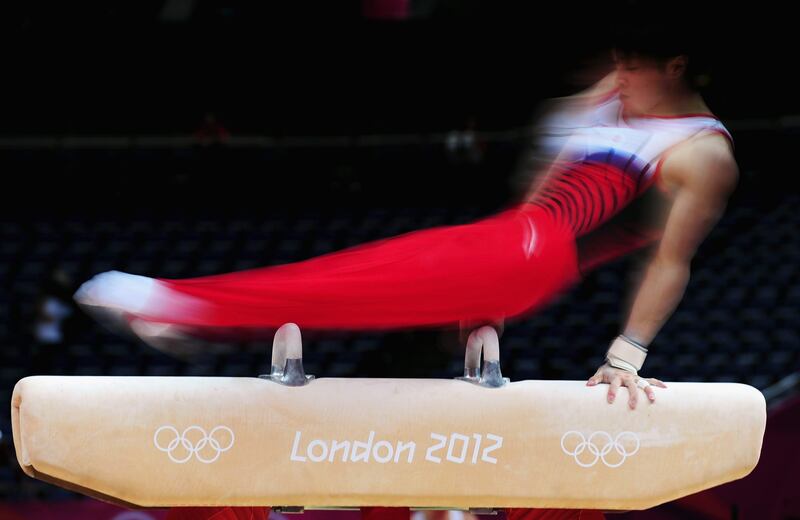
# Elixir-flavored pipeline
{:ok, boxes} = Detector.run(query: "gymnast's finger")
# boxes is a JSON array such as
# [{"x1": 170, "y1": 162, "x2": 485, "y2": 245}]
[
  {"x1": 607, "y1": 376, "x2": 622, "y2": 403},
  {"x1": 623, "y1": 377, "x2": 639, "y2": 409}
]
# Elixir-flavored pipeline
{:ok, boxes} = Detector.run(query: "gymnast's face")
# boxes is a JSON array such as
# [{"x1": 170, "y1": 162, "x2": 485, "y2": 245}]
[{"x1": 612, "y1": 50, "x2": 687, "y2": 116}]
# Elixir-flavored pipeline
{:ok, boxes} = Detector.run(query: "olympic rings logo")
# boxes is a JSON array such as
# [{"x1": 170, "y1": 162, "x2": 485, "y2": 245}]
[
  {"x1": 560, "y1": 430, "x2": 640, "y2": 468},
  {"x1": 153, "y1": 425, "x2": 235, "y2": 464}
]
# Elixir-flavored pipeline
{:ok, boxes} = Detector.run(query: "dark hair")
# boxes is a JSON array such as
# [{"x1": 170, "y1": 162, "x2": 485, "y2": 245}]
[{"x1": 611, "y1": 11, "x2": 713, "y2": 91}]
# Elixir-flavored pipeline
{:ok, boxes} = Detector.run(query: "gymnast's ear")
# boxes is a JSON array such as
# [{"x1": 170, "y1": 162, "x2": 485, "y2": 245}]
[{"x1": 665, "y1": 55, "x2": 689, "y2": 82}]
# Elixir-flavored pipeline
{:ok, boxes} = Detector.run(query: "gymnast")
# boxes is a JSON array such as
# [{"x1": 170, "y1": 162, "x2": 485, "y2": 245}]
[{"x1": 73, "y1": 24, "x2": 738, "y2": 520}]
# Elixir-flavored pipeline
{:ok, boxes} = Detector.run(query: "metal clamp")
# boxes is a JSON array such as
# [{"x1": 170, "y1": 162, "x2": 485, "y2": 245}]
[
  {"x1": 455, "y1": 324, "x2": 510, "y2": 388},
  {"x1": 258, "y1": 323, "x2": 315, "y2": 386}
]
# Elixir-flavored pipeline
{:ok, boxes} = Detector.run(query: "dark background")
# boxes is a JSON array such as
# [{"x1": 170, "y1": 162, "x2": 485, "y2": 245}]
[{"x1": 0, "y1": 1, "x2": 798, "y2": 517}]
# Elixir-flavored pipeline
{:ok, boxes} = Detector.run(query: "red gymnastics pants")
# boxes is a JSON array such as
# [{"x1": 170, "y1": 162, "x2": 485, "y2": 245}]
[
  {"x1": 156, "y1": 206, "x2": 600, "y2": 520},
  {"x1": 131, "y1": 202, "x2": 581, "y2": 333}
]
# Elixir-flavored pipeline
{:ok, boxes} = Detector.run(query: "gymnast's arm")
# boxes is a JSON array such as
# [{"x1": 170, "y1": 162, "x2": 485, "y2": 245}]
[{"x1": 619, "y1": 134, "x2": 739, "y2": 347}]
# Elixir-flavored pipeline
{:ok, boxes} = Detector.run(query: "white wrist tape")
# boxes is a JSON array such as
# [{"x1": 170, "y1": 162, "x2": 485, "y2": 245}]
[{"x1": 605, "y1": 335, "x2": 648, "y2": 374}]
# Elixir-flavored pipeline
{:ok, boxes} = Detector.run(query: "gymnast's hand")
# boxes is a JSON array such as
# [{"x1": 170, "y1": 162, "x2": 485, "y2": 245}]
[{"x1": 586, "y1": 362, "x2": 667, "y2": 409}]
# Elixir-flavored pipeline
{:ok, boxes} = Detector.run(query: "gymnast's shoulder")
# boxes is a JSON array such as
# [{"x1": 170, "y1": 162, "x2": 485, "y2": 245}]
[{"x1": 661, "y1": 132, "x2": 739, "y2": 198}]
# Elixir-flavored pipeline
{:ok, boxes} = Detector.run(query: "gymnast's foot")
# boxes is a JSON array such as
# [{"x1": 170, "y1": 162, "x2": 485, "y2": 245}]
[
  {"x1": 73, "y1": 270, "x2": 203, "y2": 360},
  {"x1": 73, "y1": 270, "x2": 155, "y2": 338},
  {"x1": 125, "y1": 318, "x2": 201, "y2": 361}
]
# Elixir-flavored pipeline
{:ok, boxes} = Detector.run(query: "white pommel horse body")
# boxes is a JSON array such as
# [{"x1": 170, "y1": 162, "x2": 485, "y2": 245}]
[{"x1": 11, "y1": 323, "x2": 766, "y2": 514}]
